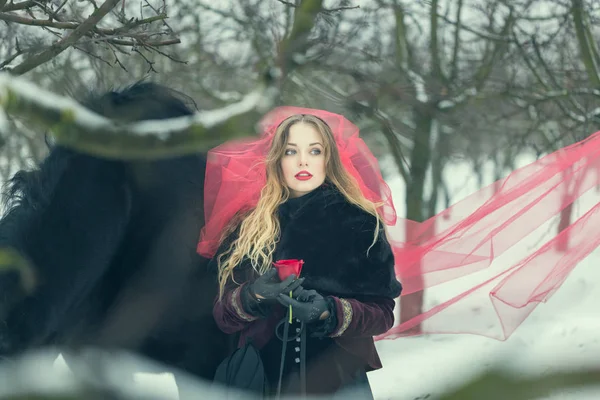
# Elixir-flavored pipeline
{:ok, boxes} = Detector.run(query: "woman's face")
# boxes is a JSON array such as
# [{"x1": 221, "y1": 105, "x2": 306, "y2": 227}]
[{"x1": 280, "y1": 122, "x2": 326, "y2": 198}]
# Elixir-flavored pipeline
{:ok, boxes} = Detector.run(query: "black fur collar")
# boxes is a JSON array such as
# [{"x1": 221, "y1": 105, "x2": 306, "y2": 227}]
[{"x1": 274, "y1": 184, "x2": 402, "y2": 300}]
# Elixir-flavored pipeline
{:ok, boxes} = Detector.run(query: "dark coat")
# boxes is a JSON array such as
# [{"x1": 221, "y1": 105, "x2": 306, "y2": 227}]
[{"x1": 211, "y1": 184, "x2": 402, "y2": 395}]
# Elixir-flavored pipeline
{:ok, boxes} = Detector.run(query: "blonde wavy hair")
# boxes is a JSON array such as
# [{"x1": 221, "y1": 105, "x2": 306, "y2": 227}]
[{"x1": 216, "y1": 114, "x2": 384, "y2": 299}]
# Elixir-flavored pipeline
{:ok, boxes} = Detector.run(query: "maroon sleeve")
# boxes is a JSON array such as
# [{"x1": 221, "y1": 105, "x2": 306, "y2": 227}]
[
  {"x1": 328, "y1": 296, "x2": 395, "y2": 338},
  {"x1": 212, "y1": 282, "x2": 258, "y2": 334}
]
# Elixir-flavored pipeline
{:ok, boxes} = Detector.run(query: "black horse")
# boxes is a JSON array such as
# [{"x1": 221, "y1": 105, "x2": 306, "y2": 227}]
[{"x1": 0, "y1": 82, "x2": 232, "y2": 397}]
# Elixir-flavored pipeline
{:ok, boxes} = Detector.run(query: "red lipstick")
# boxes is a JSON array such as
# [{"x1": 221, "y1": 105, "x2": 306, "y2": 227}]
[{"x1": 295, "y1": 170, "x2": 313, "y2": 181}]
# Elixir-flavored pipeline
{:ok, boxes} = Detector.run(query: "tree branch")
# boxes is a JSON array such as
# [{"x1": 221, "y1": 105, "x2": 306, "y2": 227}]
[
  {"x1": 429, "y1": 0, "x2": 445, "y2": 83},
  {"x1": 2, "y1": 0, "x2": 45, "y2": 12},
  {"x1": 393, "y1": 3, "x2": 410, "y2": 70},
  {"x1": 436, "y1": 9, "x2": 514, "y2": 42},
  {"x1": 276, "y1": 0, "x2": 359, "y2": 13},
  {"x1": 9, "y1": 0, "x2": 122, "y2": 75},
  {"x1": 104, "y1": 37, "x2": 180, "y2": 47},
  {"x1": 278, "y1": 0, "x2": 324, "y2": 75},
  {"x1": 0, "y1": 69, "x2": 280, "y2": 160},
  {"x1": 571, "y1": 0, "x2": 600, "y2": 86},
  {"x1": 0, "y1": 39, "x2": 24, "y2": 69},
  {"x1": 373, "y1": 109, "x2": 411, "y2": 184},
  {"x1": 510, "y1": 25, "x2": 599, "y2": 132},
  {"x1": 529, "y1": 34, "x2": 588, "y2": 115},
  {"x1": 0, "y1": 347, "x2": 239, "y2": 399},
  {"x1": 449, "y1": 0, "x2": 463, "y2": 82},
  {"x1": 471, "y1": 7, "x2": 515, "y2": 90},
  {"x1": 0, "y1": 12, "x2": 168, "y2": 37}
]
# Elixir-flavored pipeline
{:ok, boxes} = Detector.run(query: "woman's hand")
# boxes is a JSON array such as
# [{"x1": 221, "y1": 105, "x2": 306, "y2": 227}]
[
  {"x1": 277, "y1": 287, "x2": 331, "y2": 323},
  {"x1": 248, "y1": 268, "x2": 304, "y2": 302}
]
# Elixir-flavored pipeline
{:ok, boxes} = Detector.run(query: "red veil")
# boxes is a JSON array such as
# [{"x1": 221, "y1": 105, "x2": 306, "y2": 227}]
[{"x1": 198, "y1": 106, "x2": 600, "y2": 341}]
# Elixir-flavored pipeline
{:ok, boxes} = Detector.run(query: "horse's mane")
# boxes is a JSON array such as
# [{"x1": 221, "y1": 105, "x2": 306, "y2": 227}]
[
  {"x1": 1, "y1": 81, "x2": 198, "y2": 215},
  {"x1": 81, "y1": 80, "x2": 198, "y2": 121}
]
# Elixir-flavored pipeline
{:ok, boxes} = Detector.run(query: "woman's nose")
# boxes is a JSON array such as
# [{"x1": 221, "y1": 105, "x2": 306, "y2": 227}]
[{"x1": 298, "y1": 154, "x2": 308, "y2": 166}]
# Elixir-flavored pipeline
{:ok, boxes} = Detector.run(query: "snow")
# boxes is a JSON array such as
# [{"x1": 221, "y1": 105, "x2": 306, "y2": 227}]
[
  {"x1": 0, "y1": 72, "x2": 108, "y2": 129},
  {"x1": 438, "y1": 87, "x2": 477, "y2": 110},
  {"x1": 369, "y1": 253, "x2": 600, "y2": 400},
  {"x1": 44, "y1": 153, "x2": 600, "y2": 399}
]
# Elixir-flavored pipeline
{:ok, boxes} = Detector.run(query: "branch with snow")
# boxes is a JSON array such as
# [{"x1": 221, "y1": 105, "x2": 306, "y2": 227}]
[
  {"x1": 0, "y1": 347, "x2": 256, "y2": 400},
  {"x1": 1, "y1": 346, "x2": 598, "y2": 400},
  {"x1": 404, "y1": 67, "x2": 429, "y2": 103},
  {"x1": 0, "y1": 69, "x2": 280, "y2": 160},
  {"x1": 437, "y1": 87, "x2": 478, "y2": 110},
  {"x1": 509, "y1": 86, "x2": 600, "y2": 125}
]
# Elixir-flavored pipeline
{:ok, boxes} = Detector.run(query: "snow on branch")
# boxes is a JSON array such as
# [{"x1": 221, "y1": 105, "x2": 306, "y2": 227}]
[
  {"x1": 508, "y1": 87, "x2": 600, "y2": 124},
  {"x1": 0, "y1": 347, "x2": 254, "y2": 400},
  {"x1": 0, "y1": 70, "x2": 280, "y2": 160},
  {"x1": 1, "y1": 346, "x2": 599, "y2": 399},
  {"x1": 438, "y1": 87, "x2": 478, "y2": 110},
  {"x1": 404, "y1": 68, "x2": 428, "y2": 103}
]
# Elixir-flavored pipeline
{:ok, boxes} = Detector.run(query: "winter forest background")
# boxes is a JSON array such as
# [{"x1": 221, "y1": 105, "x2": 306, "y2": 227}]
[{"x1": 0, "y1": 0, "x2": 599, "y2": 398}]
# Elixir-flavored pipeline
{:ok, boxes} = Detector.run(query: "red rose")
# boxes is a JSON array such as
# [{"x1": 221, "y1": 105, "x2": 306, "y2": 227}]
[{"x1": 273, "y1": 259, "x2": 304, "y2": 281}]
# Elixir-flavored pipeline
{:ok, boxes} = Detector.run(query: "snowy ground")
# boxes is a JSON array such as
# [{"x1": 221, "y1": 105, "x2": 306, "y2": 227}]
[
  {"x1": 50, "y1": 155, "x2": 600, "y2": 399},
  {"x1": 369, "y1": 250, "x2": 600, "y2": 400}
]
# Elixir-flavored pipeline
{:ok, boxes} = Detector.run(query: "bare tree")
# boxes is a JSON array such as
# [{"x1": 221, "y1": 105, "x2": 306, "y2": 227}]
[
  {"x1": 500, "y1": 0, "x2": 600, "y2": 252},
  {"x1": 317, "y1": 0, "x2": 517, "y2": 332},
  {"x1": 303, "y1": 0, "x2": 599, "y2": 332},
  {"x1": 0, "y1": 0, "x2": 180, "y2": 75},
  {"x1": 0, "y1": 0, "x2": 186, "y2": 181}
]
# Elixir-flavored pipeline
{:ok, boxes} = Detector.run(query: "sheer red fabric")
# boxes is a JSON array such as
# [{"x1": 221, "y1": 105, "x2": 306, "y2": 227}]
[
  {"x1": 378, "y1": 131, "x2": 600, "y2": 340},
  {"x1": 198, "y1": 105, "x2": 600, "y2": 341}
]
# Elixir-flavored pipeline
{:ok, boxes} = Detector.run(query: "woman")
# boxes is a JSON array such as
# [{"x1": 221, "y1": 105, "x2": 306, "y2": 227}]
[{"x1": 204, "y1": 110, "x2": 402, "y2": 397}]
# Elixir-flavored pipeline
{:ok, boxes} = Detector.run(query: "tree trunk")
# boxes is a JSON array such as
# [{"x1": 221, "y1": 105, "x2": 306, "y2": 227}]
[
  {"x1": 399, "y1": 107, "x2": 433, "y2": 333},
  {"x1": 556, "y1": 203, "x2": 572, "y2": 251}
]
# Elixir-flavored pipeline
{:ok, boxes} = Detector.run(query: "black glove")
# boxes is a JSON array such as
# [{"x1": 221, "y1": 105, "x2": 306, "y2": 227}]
[
  {"x1": 277, "y1": 287, "x2": 331, "y2": 324},
  {"x1": 247, "y1": 268, "x2": 304, "y2": 303}
]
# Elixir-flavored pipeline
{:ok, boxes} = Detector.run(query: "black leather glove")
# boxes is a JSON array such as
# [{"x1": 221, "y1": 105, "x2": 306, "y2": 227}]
[
  {"x1": 247, "y1": 268, "x2": 304, "y2": 303},
  {"x1": 277, "y1": 287, "x2": 331, "y2": 324}
]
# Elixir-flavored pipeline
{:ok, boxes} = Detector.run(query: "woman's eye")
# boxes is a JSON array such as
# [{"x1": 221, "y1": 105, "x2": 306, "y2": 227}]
[{"x1": 284, "y1": 148, "x2": 320, "y2": 156}]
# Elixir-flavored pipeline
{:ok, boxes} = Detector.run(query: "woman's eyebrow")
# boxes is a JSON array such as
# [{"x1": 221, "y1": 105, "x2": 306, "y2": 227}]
[{"x1": 287, "y1": 142, "x2": 323, "y2": 146}]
